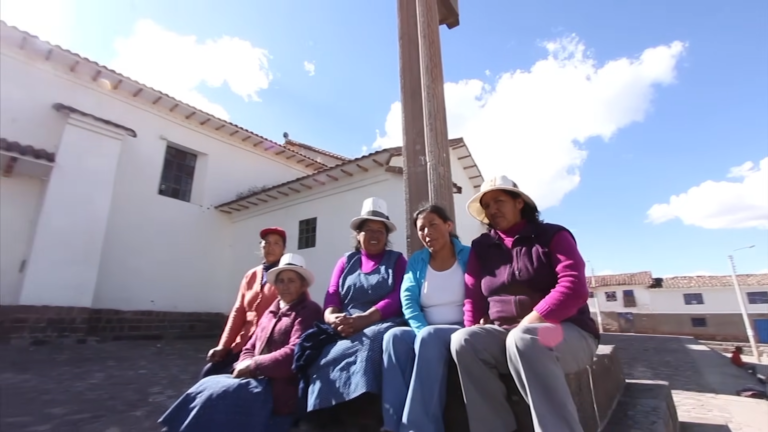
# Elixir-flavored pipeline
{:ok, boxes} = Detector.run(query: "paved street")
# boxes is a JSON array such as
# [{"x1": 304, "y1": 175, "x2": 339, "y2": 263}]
[
  {"x1": 0, "y1": 339, "x2": 209, "y2": 432},
  {"x1": 0, "y1": 335, "x2": 766, "y2": 432},
  {"x1": 602, "y1": 334, "x2": 768, "y2": 432}
]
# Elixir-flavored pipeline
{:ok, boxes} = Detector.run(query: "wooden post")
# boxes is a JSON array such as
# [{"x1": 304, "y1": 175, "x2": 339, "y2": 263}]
[
  {"x1": 416, "y1": 0, "x2": 455, "y2": 222},
  {"x1": 398, "y1": 0, "x2": 429, "y2": 256}
]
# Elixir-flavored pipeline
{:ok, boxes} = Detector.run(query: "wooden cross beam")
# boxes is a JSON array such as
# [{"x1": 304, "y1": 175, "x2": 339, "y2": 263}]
[{"x1": 398, "y1": 0, "x2": 459, "y2": 255}]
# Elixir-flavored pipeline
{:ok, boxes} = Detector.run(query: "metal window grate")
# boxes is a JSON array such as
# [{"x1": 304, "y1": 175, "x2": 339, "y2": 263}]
[
  {"x1": 159, "y1": 146, "x2": 197, "y2": 203},
  {"x1": 298, "y1": 217, "x2": 317, "y2": 250}
]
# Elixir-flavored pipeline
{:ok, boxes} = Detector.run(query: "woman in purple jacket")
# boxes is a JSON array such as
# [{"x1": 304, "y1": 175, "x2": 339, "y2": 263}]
[
  {"x1": 450, "y1": 175, "x2": 599, "y2": 432},
  {"x1": 159, "y1": 254, "x2": 322, "y2": 432}
]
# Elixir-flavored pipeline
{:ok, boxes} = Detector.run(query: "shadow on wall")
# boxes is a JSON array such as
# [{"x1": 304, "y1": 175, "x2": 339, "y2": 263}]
[{"x1": 601, "y1": 333, "x2": 759, "y2": 397}]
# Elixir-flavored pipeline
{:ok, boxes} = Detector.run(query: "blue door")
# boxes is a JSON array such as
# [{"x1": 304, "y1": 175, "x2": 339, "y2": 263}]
[{"x1": 755, "y1": 319, "x2": 768, "y2": 344}]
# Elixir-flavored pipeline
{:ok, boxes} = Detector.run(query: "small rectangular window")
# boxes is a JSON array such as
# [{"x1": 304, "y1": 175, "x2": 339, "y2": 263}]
[
  {"x1": 605, "y1": 291, "x2": 617, "y2": 302},
  {"x1": 683, "y1": 293, "x2": 704, "y2": 305},
  {"x1": 159, "y1": 146, "x2": 197, "y2": 202},
  {"x1": 691, "y1": 317, "x2": 707, "y2": 328},
  {"x1": 298, "y1": 217, "x2": 317, "y2": 250},
  {"x1": 746, "y1": 291, "x2": 768, "y2": 305},
  {"x1": 622, "y1": 290, "x2": 637, "y2": 307},
  {"x1": 588, "y1": 291, "x2": 595, "y2": 299}
]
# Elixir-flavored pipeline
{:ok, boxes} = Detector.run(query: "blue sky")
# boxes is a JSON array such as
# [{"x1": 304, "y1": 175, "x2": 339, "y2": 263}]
[{"x1": 2, "y1": 0, "x2": 766, "y2": 276}]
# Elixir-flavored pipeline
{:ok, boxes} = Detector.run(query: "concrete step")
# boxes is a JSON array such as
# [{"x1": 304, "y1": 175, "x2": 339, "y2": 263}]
[{"x1": 602, "y1": 380, "x2": 679, "y2": 432}]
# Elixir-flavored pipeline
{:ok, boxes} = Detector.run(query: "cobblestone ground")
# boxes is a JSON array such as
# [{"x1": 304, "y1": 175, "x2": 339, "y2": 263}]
[
  {"x1": 0, "y1": 339, "x2": 210, "y2": 432},
  {"x1": 602, "y1": 334, "x2": 768, "y2": 432},
  {"x1": 1, "y1": 335, "x2": 766, "y2": 432}
]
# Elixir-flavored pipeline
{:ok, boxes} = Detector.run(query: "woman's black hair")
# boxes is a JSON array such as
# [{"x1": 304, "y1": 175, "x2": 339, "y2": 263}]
[
  {"x1": 484, "y1": 190, "x2": 542, "y2": 231},
  {"x1": 412, "y1": 203, "x2": 460, "y2": 240},
  {"x1": 353, "y1": 219, "x2": 393, "y2": 252}
]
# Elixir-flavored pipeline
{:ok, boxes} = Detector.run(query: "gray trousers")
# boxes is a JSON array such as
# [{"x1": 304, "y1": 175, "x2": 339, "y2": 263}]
[{"x1": 450, "y1": 323, "x2": 597, "y2": 432}]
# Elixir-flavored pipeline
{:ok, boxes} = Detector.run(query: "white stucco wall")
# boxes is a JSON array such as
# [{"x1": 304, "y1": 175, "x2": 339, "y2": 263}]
[
  {"x1": 588, "y1": 285, "x2": 768, "y2": 314},
  {"x1": 449, "y1": 153, "x2": 484, "y2": 242},
  {"x1": 229, "y1": 173, "x2": 406, "y2": 302},
  {"x1": 0, "y1": 49, "x2": 308, "y2": 312},
  {"x1": 647, "y1": 287, "x2": 768, "y2": 314},
  {"x1": 0, "y1": 176, "x2": 46, "y2": 305}
]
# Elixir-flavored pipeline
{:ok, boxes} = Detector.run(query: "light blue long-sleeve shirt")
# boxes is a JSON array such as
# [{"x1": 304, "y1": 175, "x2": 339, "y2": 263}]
[{"x1": 400, "y1": 237, "x2": 471, "y2": 333}]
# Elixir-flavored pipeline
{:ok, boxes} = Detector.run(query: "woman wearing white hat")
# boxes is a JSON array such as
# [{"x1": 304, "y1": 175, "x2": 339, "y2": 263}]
[
  {"x1": 159, "y1": 254, "x2": 323, "y2": 432},
  {"x1": 450, "y1": 176, "x2": 599, "y2": 432},
  {"x1": 303, "y1": 197, "x2": 408, "y2": 425}
]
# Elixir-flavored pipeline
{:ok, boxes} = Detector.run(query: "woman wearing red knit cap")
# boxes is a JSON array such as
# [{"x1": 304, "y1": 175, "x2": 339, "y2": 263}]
[{"x1": 201, "y1": 227, "x2": 287, "y2": 379}]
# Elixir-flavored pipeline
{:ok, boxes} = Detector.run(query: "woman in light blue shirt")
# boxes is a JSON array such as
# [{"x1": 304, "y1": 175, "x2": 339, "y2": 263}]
[{"x1": 381, "y1": 204, "x2": 470, "y2": 432}]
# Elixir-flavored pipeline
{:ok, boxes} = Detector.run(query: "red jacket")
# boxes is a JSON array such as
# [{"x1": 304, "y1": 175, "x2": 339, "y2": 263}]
[{"x1": 218, "y1": 266, "x2": 278, "y2": 352}]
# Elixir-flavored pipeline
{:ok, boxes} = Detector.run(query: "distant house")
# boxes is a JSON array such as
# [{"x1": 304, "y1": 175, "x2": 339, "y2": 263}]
[
  {"x1": 588, "y1": 272, "x2": 768, "y2": 343},
  {"x1": 0, "y1": 21, "x2": 485, "y2": 341}
]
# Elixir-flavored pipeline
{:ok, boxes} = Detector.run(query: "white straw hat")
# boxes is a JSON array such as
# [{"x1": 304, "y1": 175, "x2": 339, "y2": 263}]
[
  {"x1": 349, "y1": 197, "x2": 397, "y2": 233},
  {"x1": 266, "y1": 253, "x2": 315, "y2": 287},
  {"x1": 466, "y1": 175, "x2": 537, "y2": 224}
]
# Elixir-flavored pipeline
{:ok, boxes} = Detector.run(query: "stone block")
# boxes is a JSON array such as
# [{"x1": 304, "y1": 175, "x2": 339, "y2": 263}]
[
  {"x1": 603, "y1": 380, "x2": 679, "y2": 432},
  {"x1": 499, "y1": 344, "x2": 625, "y2": 432}
]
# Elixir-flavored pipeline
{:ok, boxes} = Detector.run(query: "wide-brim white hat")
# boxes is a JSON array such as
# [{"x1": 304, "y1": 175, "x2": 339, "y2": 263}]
[
  {"x1": 466, "y1": 175, "x2": 538, "y2": 224},
  {"x1": 349, "y1": 197, "x2": 397, "y2": 233},
  {"x1": 266, "y1": 253, "x2": 315, "y2": 287}
]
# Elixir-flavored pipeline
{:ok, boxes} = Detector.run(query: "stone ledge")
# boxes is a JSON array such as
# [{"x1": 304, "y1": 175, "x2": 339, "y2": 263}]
[
  {"x1": 499, "y1": 344, "x2": 625, "y2": 432},
  {"x1": 603, "y1": 380, "x2": 679, "y2": 432},
  {"x1": 0, "y1": 305, "x2": 226, "y2": 343}
]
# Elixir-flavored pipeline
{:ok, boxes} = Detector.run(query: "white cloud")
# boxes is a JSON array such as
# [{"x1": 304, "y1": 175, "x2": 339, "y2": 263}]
[
  {"x1": 758, "y1": 269, "x2": 768, "y2": 274},
  {"x1": 0, "y1": 0, "x2": 75, "y2": 48},
  {"x1": 304, "y1": 61, "x2": 316, "y2": 76},
  {"x1": 110, "y1": 19, "x2": 272, "y2": 121},
  {"x1": 371, "y1": 35, "x2": 685, "y2": 210},
  {"x1": 647, "y1": 157, "x2": 768, "y2": 229},
  {"x1": 596, "y1": 269, "x2": 615, "y2": 276}
]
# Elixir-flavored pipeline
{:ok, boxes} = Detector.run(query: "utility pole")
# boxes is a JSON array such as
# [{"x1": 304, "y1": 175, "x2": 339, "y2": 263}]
[
  {"x1": 588, "y1": 261, "x2": 603, "y2": 332},
  {"x1": 397, "y1": 0, "x2": 459, "y2": 255},
  {"x1": 416, "y1": 0, "x2": 455, "y2": 223},
  {"x1": 397, "y1": 0, "x2": 429, "y2": 255},
  {"x1": 728, "y1": 247, "x2": 761, "y2": 363}
]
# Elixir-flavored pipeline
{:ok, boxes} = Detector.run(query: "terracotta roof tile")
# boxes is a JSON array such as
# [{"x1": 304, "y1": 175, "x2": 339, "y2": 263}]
[
  {"x1": 587, "y1": 271, "x2": 654, "y2": 288},
  {"x1": 215, "y1": 148, "x2": 398, "y2": 211},
  {"x1": 661, "y1": 274, "x2": 768, "y2": 289},
  {"x1": 284, "y1": 139, "x2": 350, "y2": 162},
  {"x1": 53, "y1": 103, "x2": 137, "y2": 138},
  {"x1": 0, "y1": 138, "x2": 55, "y2": 163},
  {"x1": 0, "y1": 21, "x2": 326, "y2": 172}
]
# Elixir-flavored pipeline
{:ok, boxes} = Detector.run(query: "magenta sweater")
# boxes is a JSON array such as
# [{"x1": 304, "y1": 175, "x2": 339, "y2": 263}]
[
  {"x1": 323, "y1": 250, "x2": 408, "y2": 320},
  {"x1": 463, "y1": 221, "x2": 589, "y2": 327}
]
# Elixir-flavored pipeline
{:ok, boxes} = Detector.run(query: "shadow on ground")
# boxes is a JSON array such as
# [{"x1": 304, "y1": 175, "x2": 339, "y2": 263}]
[
  {"x1": 680, "y1": 423, "x2": 732, "y2": 432},
  {"x1": 1, "y1": 334, "x2": 765, "y2": 432},
  {"x1": 0, "y1": 339, "x2": 211, "y2": 432}
]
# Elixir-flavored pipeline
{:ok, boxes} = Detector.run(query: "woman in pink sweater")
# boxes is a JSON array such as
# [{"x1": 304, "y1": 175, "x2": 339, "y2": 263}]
[{"x1": 450, "y1": 176, "x2": 599, "y2": 432}]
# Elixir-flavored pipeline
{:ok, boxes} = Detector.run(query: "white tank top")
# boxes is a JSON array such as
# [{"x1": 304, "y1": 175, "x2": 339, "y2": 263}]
[{"x1": 421, "y1": 261, "x2": 465, "y2": 325}]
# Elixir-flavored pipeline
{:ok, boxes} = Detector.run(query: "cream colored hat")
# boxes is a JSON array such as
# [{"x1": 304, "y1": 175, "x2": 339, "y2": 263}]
[
  {"x1": 349, "y1": 197, "x2": 397, "y2": 233},
  {"x1": 266, "y1": 253, "x2": 315, "y2": 287},
  {"x1": 466, "y1": 175, "x2": 537, "y2": 224}
]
